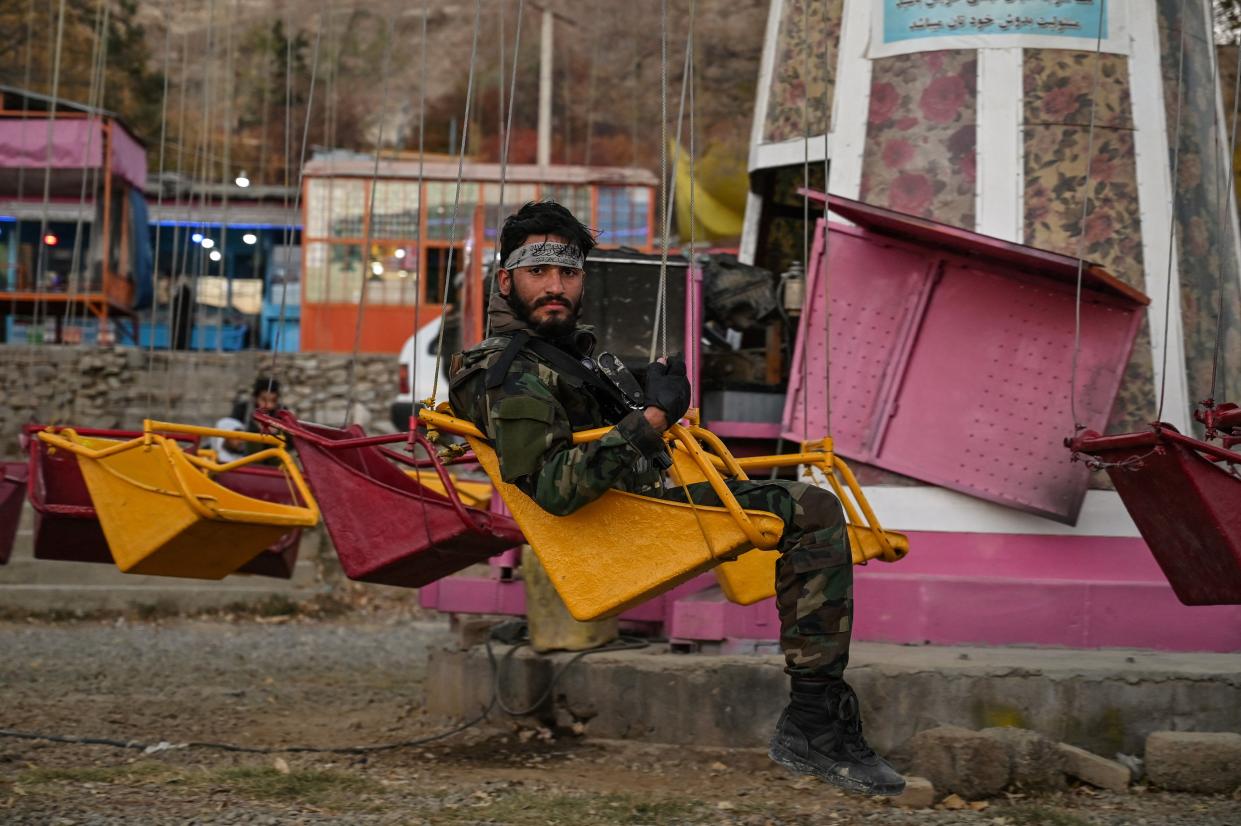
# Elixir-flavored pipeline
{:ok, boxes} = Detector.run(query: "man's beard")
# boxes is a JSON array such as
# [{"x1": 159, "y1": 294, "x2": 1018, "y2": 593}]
[{"x1": 508, "y1": 290, "x2": 580, "y2": 339}]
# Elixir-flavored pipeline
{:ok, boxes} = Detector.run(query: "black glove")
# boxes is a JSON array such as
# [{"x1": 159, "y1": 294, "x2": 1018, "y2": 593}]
[{"x1": 643, "y1": 355, "x2": 691, "y2": 425}]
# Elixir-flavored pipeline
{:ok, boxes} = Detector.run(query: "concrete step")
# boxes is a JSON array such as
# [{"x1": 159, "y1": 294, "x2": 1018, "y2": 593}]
[{"x1": 426, "y1": 640, "x2": 1241, "y2": 759}]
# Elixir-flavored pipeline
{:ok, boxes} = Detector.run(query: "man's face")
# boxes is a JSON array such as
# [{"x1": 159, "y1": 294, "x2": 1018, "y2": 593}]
[
  {"x1": 255, "y1": 389, "x2": 279, "y2": 411},
  {"x1": 498, "y1": 233, "x2": 585, "y2": 338}
]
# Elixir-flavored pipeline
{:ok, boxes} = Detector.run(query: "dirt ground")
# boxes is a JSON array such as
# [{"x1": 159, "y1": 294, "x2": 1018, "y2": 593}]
[{"x1": 1, "y1": 612, "x2": 1239, "y2": 826}]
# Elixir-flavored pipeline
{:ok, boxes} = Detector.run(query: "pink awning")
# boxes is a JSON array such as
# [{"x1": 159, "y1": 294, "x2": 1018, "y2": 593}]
[
  {"x1": 109, "y1": 121, "x2": 147, "y2": 189},
  {"x1": 0, "y1": 116, "x2": 146, "y2": 189},
  {"x1": 0, "y1": 118, "x2": 104, "y2": 170}
]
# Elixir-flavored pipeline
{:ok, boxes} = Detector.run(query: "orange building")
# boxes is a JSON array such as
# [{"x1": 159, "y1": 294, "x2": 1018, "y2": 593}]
[{"x1": 299, "y1": 155, "x2": 658, "y2": 354}]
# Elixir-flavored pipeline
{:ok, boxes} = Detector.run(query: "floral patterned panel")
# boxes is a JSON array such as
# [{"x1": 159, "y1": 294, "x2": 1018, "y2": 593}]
[
  {"x1": 1023, "y1": 50, "x2": 1155, "y2": 436},
  {"x1": 1024, "y1": 49, "x2": 1133, "y2": 130},
  {"x1": 860, "y1": 50, "x2": 978, "y2": 229},
  {"x1": 1158, "y1": 0, "x2": 1241, "y2": 414},
  {"x1": 762, "y1": 0, "x2": 844, "y2": 144}
]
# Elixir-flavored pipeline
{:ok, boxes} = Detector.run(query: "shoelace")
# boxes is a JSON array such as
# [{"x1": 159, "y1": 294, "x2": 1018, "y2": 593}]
[{"x1": 832, "y1": 687, "x2": 879, "y2": 761}]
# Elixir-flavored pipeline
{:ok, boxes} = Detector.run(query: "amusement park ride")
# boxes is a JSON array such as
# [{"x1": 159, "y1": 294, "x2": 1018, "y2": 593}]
[{"x1": 2, "y1": 0, "x2": 1240, "y2": 651}]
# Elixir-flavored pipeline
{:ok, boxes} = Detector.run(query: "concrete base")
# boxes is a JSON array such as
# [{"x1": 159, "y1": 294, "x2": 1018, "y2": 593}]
[
  {"x1": 426, "y1": 641, "x2": 1241, "y2": 758},
  {"x1": 0, "y1": 504, "x2": 328, "y2": 613}
]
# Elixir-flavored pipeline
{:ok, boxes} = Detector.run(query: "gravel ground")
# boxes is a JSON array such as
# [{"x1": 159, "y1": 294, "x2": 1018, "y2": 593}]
[{"x1": 2, "y1": 616, "x2": 1239, "y2": 825}]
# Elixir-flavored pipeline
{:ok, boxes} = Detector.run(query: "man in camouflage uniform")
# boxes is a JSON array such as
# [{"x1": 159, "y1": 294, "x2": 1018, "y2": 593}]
[{"x1": 450, "y1": 201, "x2": 904, "y2": 797}]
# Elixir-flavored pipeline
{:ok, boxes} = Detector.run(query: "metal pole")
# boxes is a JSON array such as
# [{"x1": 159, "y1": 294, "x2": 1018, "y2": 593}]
[{"x1": 537, "y1": 8, "x2": 553, "y2": 166}]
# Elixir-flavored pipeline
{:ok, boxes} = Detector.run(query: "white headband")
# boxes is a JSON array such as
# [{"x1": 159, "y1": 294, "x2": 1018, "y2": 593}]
[{"x1": 503, "y1": 242, "x2": 585, "y2": 271}]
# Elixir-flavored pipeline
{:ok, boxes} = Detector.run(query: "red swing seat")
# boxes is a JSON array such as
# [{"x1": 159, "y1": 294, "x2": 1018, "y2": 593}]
[
  {"x1": 213, "y1": 464, "x2": 307, "y2": 579},
  {"x1": 26, "y1": 426, "x2": 170, "y2": 564},
  {"x1": 24, "y1": 425, "x2": 302, "y2": 578},
  {"x1": 257, "y1": 410, "x2": 523, "y2": 587},
  {"x1": 0, "y1": 461, "x2": 28, "y2": 565},
  {"x1": 1070, "y1": 419, "x2": 1241, "y2": 606}
]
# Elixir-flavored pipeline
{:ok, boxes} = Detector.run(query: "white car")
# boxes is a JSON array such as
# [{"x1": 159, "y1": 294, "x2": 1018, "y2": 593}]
[{"x1": 390, "y1": 315, "x2": 451, "y2": 430}]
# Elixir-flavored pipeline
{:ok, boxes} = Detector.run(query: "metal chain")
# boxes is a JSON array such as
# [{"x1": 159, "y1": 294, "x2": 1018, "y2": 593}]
[
  {"x1": 268, "y1": 17, "x2": 323, "y2": 390},
  {"x1": 145, "y1": 0, "x2": 174, "y2": 413},
  {"x1": 483, "y1": 0, "x2": 526, "y2": 339},
  {"x1": 342, "y1": 26, "x2": 394, "y2": 426},
  {"x1": 687, "y1": 0, "x2": 696, "y2": 407},
  {"x1": 1068, "y1": 0, "x2": 1107, "y2": 432},
  {"x1": 1155, "y1": 1, "x2": 1189, "y2": 423},
  {"x1": 821, "y1": 0, "x2": 833, "y2": 437},
  {"x1": 411, "y1": 0, "x2": 430, "y2": 408},
  {"x1": 60, "y1": 0, "x2": 108, "y2": 344},
  {"x1": 429, "y1": 0, "x2": 485, "y2": 405},
  {"x1": 29, "y1": 0, "x2": 68, "y2": 354},
  {"x1": 800, "y1": 0, "x2": 810, "y2": 444},
  {"x1": 650, "y1": 28, "x2": 692, "y2": 362},
  {"x1": 1209, "y1": 33, "x2": 1241, "y2": 404},
  {"x1": 162, "y1": 32, "x2": 191, "y2": 419},
  {"x1": 655, "y1": 0, "x2": 669, "y2": 360}
]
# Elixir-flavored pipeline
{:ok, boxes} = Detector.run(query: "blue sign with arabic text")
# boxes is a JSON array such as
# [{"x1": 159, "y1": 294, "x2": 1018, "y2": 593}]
[{"x1": 884, "y1": 0, "x2": 1109, "y2": 44}]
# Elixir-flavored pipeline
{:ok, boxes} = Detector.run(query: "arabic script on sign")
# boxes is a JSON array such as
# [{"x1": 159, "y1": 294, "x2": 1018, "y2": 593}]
[{"x1": 886, "y1": 0, "x2": 1107, "y2": 43}]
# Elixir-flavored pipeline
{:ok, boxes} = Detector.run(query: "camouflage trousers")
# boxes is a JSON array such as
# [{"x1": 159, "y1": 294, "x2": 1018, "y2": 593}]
[{"x1": 664, "y1": 479, "x2": 853, "y2": 679}]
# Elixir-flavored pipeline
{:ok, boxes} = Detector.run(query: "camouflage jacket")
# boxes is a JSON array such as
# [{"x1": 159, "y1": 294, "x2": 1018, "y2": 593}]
[{"x1": 449, "y1": 293, "x2": 665, "y2": 516}]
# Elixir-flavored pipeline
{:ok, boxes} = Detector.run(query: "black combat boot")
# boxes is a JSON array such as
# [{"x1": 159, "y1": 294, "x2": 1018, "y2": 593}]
[{"x1": 769, "y1": 676, "x2": 906, "y2": 796}]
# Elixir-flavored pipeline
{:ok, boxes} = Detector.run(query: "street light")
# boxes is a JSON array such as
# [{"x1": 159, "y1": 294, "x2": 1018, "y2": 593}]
[
  {"x1": 242, "y1": 232, "x2": 258, "y2": 245},
  {"x1": 209, "y1": 250, "x2": 222, "y2": 262},
  {"x1": 235, "y1": 171, "x2": 251, "y2": 188},
  {"x1": 191, "y1": 232, "x2": 203, "y2": 243},
  {"x1": 201, "y1": 238, "x2": 215, "y2": 249}
]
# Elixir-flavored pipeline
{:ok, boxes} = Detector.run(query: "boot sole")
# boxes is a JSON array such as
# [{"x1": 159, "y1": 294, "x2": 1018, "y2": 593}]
[{"x1": 769, "y1": 740, "x2": 906, "y2": 797}]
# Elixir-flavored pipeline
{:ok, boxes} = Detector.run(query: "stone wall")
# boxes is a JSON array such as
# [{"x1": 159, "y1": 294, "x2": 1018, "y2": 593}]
[{"x1": 1, "y1": 345, "x2": 399, "y2": 458}]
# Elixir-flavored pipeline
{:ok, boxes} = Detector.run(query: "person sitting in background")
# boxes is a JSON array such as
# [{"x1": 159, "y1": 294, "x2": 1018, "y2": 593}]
[
  {"x1": 219, "y1": 377, "x2": 282, "y2": 458},
  {"x1": 209, "y1": 417, "x2": 247, "y2": 463}
]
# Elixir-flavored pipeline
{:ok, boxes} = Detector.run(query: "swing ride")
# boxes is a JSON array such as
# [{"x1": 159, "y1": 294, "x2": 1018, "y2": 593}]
[
  {"x1": 36, "y1": 422, "x2": 319, "y2": 579},
  {"x1": 257, "y1": 409, "x2": 523, "y2": 588},
  {"x1": 22, "y1": 425, "x2": 308, "y2": 579},
  {"x1": 3, "y1": 0, "x2": 1241, "y2": 655},
  {"x1": 0, "y1": 462, "x2": 26, "y2": 565}
]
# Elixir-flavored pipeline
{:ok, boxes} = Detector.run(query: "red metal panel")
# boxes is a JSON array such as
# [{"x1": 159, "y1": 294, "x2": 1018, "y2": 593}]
[
  {"x1": 0, "y1": 462, "x2": 27, "y2": 565},
  {"x1": 783, "y1": 206, "x2": 1145, "y2": 523},
  {"x1": 879, "y1": 262, "x2": 1138, "y2": 522}
]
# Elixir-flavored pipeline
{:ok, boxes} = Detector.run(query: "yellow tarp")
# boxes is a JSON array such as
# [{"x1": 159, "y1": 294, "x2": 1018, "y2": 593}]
[{"x1": 672, "y1": 140, "x2": 749, "y2": 243}]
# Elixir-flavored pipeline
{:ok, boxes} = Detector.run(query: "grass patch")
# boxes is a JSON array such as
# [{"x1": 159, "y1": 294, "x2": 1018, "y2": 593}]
[
  {"x1": 14, "y1": 762, "x2": 378, "y2": 811},
  {"x1": 1002, "y1": 804, "x2": 1092, "y2": 826},
  {"x1": 436, "y1": 791, "x2": 706, "y2": 825},
  {"x1": 18, "y1": 762, "x2": 173, "y2": 786},
  {"x1": 210, "y1": 766, "x2": 381, "y2": 805}
]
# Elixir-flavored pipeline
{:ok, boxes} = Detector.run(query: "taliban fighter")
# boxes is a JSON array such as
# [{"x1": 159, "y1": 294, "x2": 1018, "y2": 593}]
[{"x1": 449, "y1": 200, "x2": 905, "y2": 797}]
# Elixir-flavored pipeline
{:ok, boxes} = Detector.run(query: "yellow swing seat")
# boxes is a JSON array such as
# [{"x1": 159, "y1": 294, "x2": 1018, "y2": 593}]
[
  {"x1": 669, "y1": 428, "x2": 909, "y2": 606},
  {"x1": 406, "y1": 472, "x2": 495, "y2": 509},
  {"x1": 37, "y1": 421, "x2": 320, "y2": 580},
  {"x1": 420, "y1": 408, "x2": 785, "y2": 621}
]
